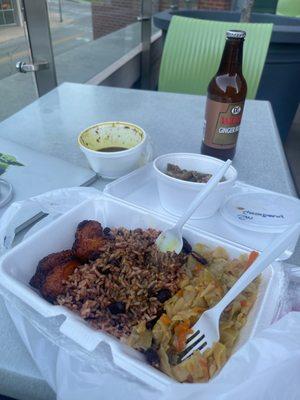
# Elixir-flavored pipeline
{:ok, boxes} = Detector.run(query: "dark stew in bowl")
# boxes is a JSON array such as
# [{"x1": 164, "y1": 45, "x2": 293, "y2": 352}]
[{"x1": 166, "y1": 163, "x2": 220, "y2": 183}]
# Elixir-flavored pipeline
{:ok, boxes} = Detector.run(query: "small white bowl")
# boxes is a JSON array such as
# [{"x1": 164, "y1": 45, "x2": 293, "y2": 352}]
[
  {"x1": 78, "y1": 121, "x2": 152, "y2": 179},
  {"x1": 153, "y1": 153, "x2": 237, "y2": 219}
]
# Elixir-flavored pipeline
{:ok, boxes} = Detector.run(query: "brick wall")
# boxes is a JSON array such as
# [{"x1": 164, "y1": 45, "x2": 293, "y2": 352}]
[
  {"x1": 92, "y1": 1, "x2": 140, "y2": 39},
  {"x1": 159, "y1": 0, "x2": 230, "y2": 11},
  {"x1": 92, "y1": 0, "x2": 231, "y2": 40}
]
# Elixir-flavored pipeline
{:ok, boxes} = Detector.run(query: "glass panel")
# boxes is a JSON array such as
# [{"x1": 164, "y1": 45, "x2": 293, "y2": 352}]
[
  {"x1": 1, "y1": 0, "x2": 14, "y2": 11},
  {"x1": 4, "y1": 10, "x2": 15, "y2": 24},
  {"x1": 48, "y1": 0, "x2": 142, "y2": 84},
  {"x1": 151, "y1": 0, "x2": 234, "y2": 33},
  {"x1": 0, "y1": 7, "x2": 37, "y2": 122},
  {"x1": 155, "y1": 0, "x2": 231, "y2": 11},
  {"x1": 0, "y1": 0, "x2": 15, "y2": 26},
  {"x1": 152, "y1": 0, "x2": 161, "y2": 35}
]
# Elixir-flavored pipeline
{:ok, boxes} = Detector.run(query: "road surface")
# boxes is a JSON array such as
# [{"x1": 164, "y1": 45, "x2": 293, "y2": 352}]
[{"x1": 0, "y1": 0, "x2": 93, "y2": 81}]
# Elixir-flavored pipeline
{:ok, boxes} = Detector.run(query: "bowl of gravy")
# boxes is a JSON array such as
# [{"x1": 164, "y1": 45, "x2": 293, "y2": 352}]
[{"x1": 78, "y1": 121, "x2": 152, "y2": 179}]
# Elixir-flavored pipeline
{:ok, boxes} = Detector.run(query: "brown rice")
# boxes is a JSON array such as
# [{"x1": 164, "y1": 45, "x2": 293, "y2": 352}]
[{"x1": 57, "y1": 227, "x2": 187, "y2": 338}]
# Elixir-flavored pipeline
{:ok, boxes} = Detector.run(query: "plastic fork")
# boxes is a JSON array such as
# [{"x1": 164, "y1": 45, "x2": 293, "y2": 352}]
[
  {"x1": 155, "y1": 159, "x2": 232, "y2": 254},
  {"x1": 180, "y1": 223, "x2": 300, "y2": 362}
]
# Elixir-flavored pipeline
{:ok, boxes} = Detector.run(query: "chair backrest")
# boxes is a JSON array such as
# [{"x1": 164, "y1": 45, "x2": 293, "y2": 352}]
[
  {"x1": 158, "y1": 16, "x2": 273, "y2": 99},
  {"x1": 276, "y1": 0, "x2": 300, "y2": 17}
]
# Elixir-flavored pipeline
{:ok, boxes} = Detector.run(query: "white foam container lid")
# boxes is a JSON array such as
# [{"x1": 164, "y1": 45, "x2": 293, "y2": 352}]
[
  {"x1": 0, "y1": 194, "x2": 286, "y2": 389},
  {"x1": 221, "y1": 191, "x2": 300, "y2": 233},
  {"x1": 104, "y1": 164, "x2": 300, "y2": 260}
]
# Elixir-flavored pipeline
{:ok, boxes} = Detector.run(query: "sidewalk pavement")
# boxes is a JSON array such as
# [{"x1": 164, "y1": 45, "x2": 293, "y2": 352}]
[
  {"x1": 0, "y1": 14, "x2": 73, "y2": 45},
  {"x1": 0, "y1": 26, "x2": 25, "y2": 44}
]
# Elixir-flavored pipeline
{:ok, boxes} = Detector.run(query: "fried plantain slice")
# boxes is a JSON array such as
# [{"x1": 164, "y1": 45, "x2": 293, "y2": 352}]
[
  {"x1": 30, "y1": 250, "x2": 81, "y2": 302},
  {"x1": 72, "y1": 220, "x2": 109, "y2": 261},
  {"x1": 30, "y1": 250, "x2": 75, "y2": 290},
  {"x1": 40, "y1": 258, "x2": 80, "y2": 302}
]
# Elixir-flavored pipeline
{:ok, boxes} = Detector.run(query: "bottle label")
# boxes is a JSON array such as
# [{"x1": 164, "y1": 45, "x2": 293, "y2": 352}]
[{"x1": 203, "y1": 99, "x2": 245, "y2": 149}]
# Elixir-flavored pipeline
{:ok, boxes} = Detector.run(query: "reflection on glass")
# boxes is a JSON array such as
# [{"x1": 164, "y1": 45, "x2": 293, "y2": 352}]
[
  {"x1": 49, "y1": 0, "x2": 142, "y2": 84},
  {"x1": 0, "y1": 0, "x2": 15, "y2": 25},
  {"x1": 1, "y1": 0, "x2": 14, "y2": 11},
  {"x1": 4, "y1": 10, "x2": 14, "y2": 24},
  {"x1": 0, "y1": 1, "x2": 37, "y2": 122}
]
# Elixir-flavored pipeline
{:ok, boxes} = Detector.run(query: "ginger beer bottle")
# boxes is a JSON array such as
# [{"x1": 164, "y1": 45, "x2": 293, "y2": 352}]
[{"x1": 201, "y1": 30, "x2": 247, "y2": 160}]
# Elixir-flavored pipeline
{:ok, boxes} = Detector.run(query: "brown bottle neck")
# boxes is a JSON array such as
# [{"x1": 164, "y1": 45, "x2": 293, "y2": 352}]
[{"x1": 217, "y1": 38, "x2": 244, "y2": 75}]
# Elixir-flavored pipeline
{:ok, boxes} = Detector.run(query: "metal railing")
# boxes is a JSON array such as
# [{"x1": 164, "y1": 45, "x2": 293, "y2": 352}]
[
  {"x1": 16, "y1": 0, "x2": 154, "y2": 95},
  {"x1": 22, "y1": 0, "x2": 57, "y2": 96}
]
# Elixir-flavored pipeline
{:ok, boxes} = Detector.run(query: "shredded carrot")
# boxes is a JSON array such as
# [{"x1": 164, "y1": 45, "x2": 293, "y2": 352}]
[
  {"x1": 174, "y1": 320, "x2": 190, "y2": 335},
  {"x1": 193, "y1": 307, "x2": 205, "y2": 314},
  {"x1": 194, "y1": 264, "x2": 203, "y2": 272},
  {"x1": 240, "y1": 300, "x2": 249, "y2": 308},
  {"x1": 160, "y1": 313, "x2": 171, "y2": 325},
  {"x1": 246, "y1": 251, "x2": 259, "y2": 268},
  {"x1": 174, "y1": 321, "x2": 192, "y2": 352}
]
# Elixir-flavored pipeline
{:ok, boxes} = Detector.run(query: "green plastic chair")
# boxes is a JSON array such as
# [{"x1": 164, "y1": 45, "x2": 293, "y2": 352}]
[
  {"x1": 158, "y1": 17, "x2": 273, "y2": 99},
  {"x1": 276, "y1": 0, "x2": 300, "y2": 17}
]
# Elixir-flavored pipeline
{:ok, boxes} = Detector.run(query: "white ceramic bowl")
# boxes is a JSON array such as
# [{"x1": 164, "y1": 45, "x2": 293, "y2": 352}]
[
  {"x1": 153, "y1": 153, "x2": 237, "y2": 219},
  {"x1": 78, "y1": 121, "x2": 152, "y2": 179}
]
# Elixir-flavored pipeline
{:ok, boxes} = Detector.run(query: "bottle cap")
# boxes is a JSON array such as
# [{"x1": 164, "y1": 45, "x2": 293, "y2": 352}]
[{"x1": 226, "y1": 30, "x2": 246, "y2": 39}]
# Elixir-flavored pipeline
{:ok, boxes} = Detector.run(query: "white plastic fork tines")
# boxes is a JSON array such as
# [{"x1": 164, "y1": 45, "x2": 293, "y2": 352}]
[{"x1": 180, "y1": 223, "x2": 300, "y2": 362}]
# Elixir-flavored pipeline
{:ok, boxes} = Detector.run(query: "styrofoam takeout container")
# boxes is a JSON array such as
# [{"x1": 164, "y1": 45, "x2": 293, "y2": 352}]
[
  {"x1": 78, "y1": 121, "x2": 152, "y2": 179},
  {"x1": 0, "y1": 195, "x2": 283, "y2": 389},
  {"x1": 0, "y1": 178, "x2": 13, "y2": 208},
  {"x1": 153, "y1": 153, "x2": 237, "y2": 219},
  {"x1": 104, "y1": 163, "x2": 300, "y2": 259}
]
